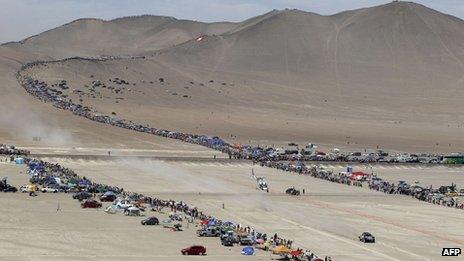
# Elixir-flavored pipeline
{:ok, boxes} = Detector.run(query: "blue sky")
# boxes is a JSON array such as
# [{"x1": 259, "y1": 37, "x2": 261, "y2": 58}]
[{"x1": 1, "y1": 0, "x2": 464, "y2": 43}]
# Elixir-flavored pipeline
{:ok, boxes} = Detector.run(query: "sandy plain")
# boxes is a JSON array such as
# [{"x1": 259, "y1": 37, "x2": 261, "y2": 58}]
[{"x1": 2, "y1": 158, "x2": 462, "y2": 261}]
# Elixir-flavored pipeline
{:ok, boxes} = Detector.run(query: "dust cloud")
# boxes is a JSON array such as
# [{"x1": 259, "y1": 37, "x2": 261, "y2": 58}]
[
  {"x1": 0, "y1": 102, "x2": 73, "y2": 146},
  {"x1": 116, "y1": 158, "x2": 238, "y2": 194}
]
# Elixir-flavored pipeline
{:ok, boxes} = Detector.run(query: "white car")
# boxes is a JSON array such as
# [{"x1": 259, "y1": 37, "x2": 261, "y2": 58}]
[
  {"x1": 114, "y1": 199, "x2": 133, "y2": 210},
  {"x1": 41, "y1": 187, "x2": 59, "y2": 193}
]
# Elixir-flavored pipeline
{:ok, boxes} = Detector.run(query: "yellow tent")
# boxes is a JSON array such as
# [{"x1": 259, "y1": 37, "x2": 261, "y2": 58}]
[
  {"x1": 272, "y1": 245, "x2": 291, "y2": 255},
  {"x1": 27, "y1": 184, "x2": 38, "y2": 192}
]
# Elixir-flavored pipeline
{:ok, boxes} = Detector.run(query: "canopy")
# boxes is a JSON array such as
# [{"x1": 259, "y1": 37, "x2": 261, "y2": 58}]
[
  {"x1": 223, "y1": 221, "x2": 234, "y2": 226},
  {"x1": 15, "y1": 157, "x2": 24, "y2": 165},
  {"x1": 256, "y1": 238, "x2": 265, "y2": 244},
  {"x1": 242, "y1": 246, "x2": 255, "y2": 256},
  {"x1": 68, "y1": 177, "x2": 79, "y2": 184},
  {"x1": 103, "y1": 191, "x2": 116, "y2": 196},
  {"x1": 27, "y1": 184, "x2": 38, "y2": 192},
  {"x1": 291, "y1": 249, "x2": 303, "y2": 257},
  {"x1": 273, "y1": 245, "x2": 291, "y2": 254},
  {"x1": 78, "y1": 179, "x2": 91, "y2": 186},
  {"x1": 208, "y1": 219, "x2": 218, "y2": 226},
  {"x1": 28, "y1": 162, "x2": 44, "y2": 172},
  {"x1": 54, "y1": 177, "x2": 62, "y2": 184},
  {"x1": 44, "y1": 176, "x2": 57, "y2": 184}
]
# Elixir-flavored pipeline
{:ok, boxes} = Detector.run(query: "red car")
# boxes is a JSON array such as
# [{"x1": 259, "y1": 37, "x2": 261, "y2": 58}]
[
  {"x1": 181, "y1": 245, "x2": 206, "y2": 255},
  {"x1": 81, "y1": 199, "x2": 102, "y2": 208}
]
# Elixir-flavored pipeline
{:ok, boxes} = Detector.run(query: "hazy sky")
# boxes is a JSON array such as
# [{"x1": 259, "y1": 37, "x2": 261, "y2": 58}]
[{"x1": 1, "y1": 0, "x2": 464, "y2": 43}]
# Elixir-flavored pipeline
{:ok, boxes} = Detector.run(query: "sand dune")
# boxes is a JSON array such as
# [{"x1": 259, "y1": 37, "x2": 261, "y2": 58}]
[
  {"x1": 160, "y1": 2, "x2": 464, "y2": 102},
  {"x1": 3, "y1": 15, "x2": 237, "y2": 59},
  {"x1": 3, "y1": 2, "x2": 464, "y2": 152}
]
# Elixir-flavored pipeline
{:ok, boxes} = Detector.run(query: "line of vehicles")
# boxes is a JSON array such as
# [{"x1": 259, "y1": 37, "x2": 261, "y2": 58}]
[
  {"x1": 270, "y1": 143, "x2": 464, "y2": 164},
  {"x1": 71, "y1": 190, "x2": 185, "y2": 229},
  {"x1": 196, "y1": 225, "x2": 254, "y2": 246},
  {"x1": 73, "y1": 191, "x2": 193, "y2": 253}
]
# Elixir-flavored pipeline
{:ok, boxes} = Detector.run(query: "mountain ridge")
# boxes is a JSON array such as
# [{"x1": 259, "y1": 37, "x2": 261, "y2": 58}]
[
  {"x1": 2, "y1": 1, "x2": 464, "y2": 152},
  {"x1": 5, "y1": 1, "x2": 463, "y2": 60}
]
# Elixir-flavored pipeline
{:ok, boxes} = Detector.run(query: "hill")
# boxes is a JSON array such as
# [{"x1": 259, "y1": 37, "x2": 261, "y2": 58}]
[
  {"x1": 3, "y1": 15, "x2": 237, "y2": 59},
  {"x1": 160, "y1": 2, "x2": 464, "y2": 96},
  {"x1": 3, "y1": 1, "x2": 464, "y2": 152}
]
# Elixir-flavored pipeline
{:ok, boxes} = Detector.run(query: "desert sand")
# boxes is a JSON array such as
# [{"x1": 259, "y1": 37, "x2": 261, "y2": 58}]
[{"x1": 2, "y1": 158, "x2": 463, "y2": 261}]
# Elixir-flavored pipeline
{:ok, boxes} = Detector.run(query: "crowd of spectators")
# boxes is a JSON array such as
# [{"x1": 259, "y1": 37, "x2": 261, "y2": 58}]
[{"x1": 0, "y1": 146, "x2": 329, "y2": 260}]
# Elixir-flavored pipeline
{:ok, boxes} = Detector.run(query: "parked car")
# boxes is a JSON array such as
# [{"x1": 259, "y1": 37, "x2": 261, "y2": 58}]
[
  {"x1": 459, "y1": 189, "x2": 464, "y2": 196},
  {"x1": 99, "y1": 194, "x2": 117, "y2": 202},
  {"x1": 359, "y1": 232, "x2": 375, "y2": 243},
  {"x1": 141, "y1": 216, "x2": 159, "y2": 225},
  {"x1": 72, "y1": 191, "x2": 92, "y2": 201},
  {"x1": 54, "y1": 183, "x2": 71, "y2": 193},
  {"x1": 285, "y1": 187, "x2": 300, "y2": 196},
  {"x1": 172, "y1": 223, "x2": 183, "y2": 231},
  {"x1": 124, "y1": 206, "x2": 141, "y2": 216},
  {"x1": 0, "y1": 178, "x2": 17, "y2": 192},
  {"x1": 181, "y1": 245, "x2": 206, "y2": 255},
  {"x1": 221, "y1": 236, "x2": 235, "y2": 246},
  {"x1": 1, "y1": 186, "x2": 18, "y2": 192},
  {"x1": 239, "y1": 235, "x2": 254, "y2": 245},
  {"x1": 197, "y1": 227, "x2": 220, "y2": 237},
  {"x1": 220, "y1": 231, "x2": 240, "y2": 244},
  {"x1": 41, "y1": 187, "x2": 59, "y2": 193},
  {"x1": 81, "y1": 199, "x2": 102, "y2": 208}
]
